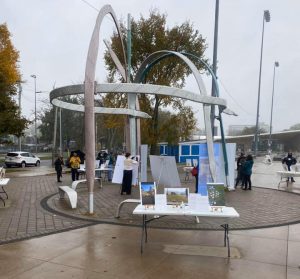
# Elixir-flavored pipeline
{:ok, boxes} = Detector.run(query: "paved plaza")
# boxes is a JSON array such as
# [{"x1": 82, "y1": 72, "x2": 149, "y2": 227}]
[{"x1": 0, "y1": 160, "x2": 300, "y2": 278}]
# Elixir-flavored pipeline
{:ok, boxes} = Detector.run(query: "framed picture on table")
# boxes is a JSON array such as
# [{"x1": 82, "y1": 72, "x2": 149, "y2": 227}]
[
  {"x1": 207, "y1": 183, "x2": 225, "y2": 207},
  {"x1": 140, "y1": 182, "x2": 156, "y2": 206},
  {"x1": 165, "y1": 188, "x2": 189, "y2": 206}
]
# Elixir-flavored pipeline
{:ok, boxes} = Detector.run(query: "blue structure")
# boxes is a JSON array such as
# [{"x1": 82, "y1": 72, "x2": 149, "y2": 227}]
[{"x1": 159, "y1": 142, "x2": 179, "y2": 162}]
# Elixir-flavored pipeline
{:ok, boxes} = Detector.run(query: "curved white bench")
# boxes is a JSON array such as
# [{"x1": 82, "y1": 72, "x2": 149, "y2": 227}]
[
  {"x1": 59, "y1": 186, "x2": 77, "y2": 209},
  {"x1": 59, "y1": 178, "x2": 102, "y2": 209},
  {"x1": 71, "y1": 178, "x2": 102, "y2": 190},
  {"x1": 115, "y1": 199, "x2": 141, "y2": 218}
]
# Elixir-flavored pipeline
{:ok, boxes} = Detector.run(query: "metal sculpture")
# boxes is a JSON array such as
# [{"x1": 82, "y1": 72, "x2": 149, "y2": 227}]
[{"x1": 49, "y1": 5, "x2": 229, "y2": 213}]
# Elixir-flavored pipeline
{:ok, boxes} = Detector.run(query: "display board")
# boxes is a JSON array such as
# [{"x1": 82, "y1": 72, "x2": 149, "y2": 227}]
[
  {"x1": 207, "y1": 183, "x2": 225, "y2": 206},
  {"x1": 140, "y1": 182, "x2": 156, "y2": 206},
  {"x1": 140, "y1": 145, "x2": 148, "y2": 182},
  {"x1": 112, "y1": 155, "x2": 139, "y2": 185},
  {"x1": 196, "y1": 143, "x2": 236, "y2": 195},
  {"x1": 149, "y1": 155, "x2": 181, "y2": 189},
  {"x1": 165, "y1": 188, "x2": 189, "y2": 205}
]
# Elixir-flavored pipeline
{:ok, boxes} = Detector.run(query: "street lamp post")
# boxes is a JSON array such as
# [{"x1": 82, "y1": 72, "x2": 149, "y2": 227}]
[
  {"x1": 268, "y1": 61, "x2": 279, "y2": 153},
  {"x1": 254, "y1": 10, "x2": 270, "y2": 156},
  {"x1": 30, "y1": 75, "x2": 38, "y2": 153}
]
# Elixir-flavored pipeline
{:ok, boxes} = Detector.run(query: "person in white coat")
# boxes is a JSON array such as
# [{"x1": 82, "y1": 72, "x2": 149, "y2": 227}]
[{"x1": 121, "y1": 152, "x2": 138, "y2": 195}]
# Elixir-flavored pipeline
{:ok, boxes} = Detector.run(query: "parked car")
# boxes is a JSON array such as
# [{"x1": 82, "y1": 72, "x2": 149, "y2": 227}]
[{"x1": 5, "y1": 152, "x2": 41, "y2": 168}]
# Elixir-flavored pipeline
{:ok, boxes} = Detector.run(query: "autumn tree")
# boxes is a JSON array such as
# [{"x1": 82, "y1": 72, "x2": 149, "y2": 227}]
[
  {"x1": 0, "y1": 23, "x2": 29, "y2": 141},
  {"x1": 39, "y1": 96, "x2": 85, "y2": 150},
  {"x1": 104, "y1": 10, "x2": 206, "y2": 154}
]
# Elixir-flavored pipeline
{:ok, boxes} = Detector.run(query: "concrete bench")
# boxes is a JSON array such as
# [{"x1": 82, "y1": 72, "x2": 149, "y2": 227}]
[
  {"x1": 59, "y1": 186, "x2": 77, "y2": 209},
  {"x1": 59, "y1": 178, "x2": 102, "y2": 209},
  {"x1": 115, "y1": 199, "x2": 141, "y2": 218},
  {"x1": 71, "y1": 178, "x2": 102, "y2": 190}
]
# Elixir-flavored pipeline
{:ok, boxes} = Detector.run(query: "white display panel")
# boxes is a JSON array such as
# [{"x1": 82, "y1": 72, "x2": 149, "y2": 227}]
[
  {"x1": 112, "y1": 155, "x2": 139, "y2": 185},
  {"x1": 149, "y1": 155, "x2": 181, "y2": 189}
]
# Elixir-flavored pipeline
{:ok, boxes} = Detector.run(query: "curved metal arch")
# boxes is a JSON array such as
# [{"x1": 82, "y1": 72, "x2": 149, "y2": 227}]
[
  {"x1": 50, "y1": 83, "x2": 227, "y2": 110},
  {"x1": 84, "y1": 5, "x2": 127, "y2": 212},
  {"x1": 134, "y1": 50, "x2": 217, "y2": 182},
  {"x1": 49, "y1": 84, "x2": 151, "y2": 118},
  {"x1": 134, "y1": 50, "x2": 208, "y2": 96},
  {"x1": 181, "y1": 52, "x2": 229, "y2": 185}
]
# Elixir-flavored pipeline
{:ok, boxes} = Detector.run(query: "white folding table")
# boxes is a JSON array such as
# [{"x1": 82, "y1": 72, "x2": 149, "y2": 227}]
[
  {"x1": 276, "y1": 170, "x2": 300, "y2": 189},
  {"x1": 0, "y1": 178, "x2": 10, "y2": 206},
  {"x1": 133, "y1": 202, "x2": 239, "y2": 257}
]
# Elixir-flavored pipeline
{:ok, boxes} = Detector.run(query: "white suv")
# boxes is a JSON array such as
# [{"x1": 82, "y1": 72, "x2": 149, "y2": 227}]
[{"x1": 5, "y1": 152, "x2": 41, "y2": 168}]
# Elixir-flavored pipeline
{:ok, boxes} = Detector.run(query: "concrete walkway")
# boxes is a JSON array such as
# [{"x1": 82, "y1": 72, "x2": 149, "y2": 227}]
[{"x1": 0, "y1": 159, "x2": 300, "y2": 278}]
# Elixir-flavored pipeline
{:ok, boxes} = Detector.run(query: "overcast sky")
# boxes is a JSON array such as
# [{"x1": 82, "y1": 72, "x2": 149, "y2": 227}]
[{"x1": 1, "y1": 0, "x2": 299, "y2": 134}]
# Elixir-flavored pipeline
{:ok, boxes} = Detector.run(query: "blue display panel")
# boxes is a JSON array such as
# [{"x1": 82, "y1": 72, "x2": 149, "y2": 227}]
[
  {"x1": 181, "y1": 145, "x2": 190, "y2": 156},
  {"x1": 197, "y1": 143, "x2": 222, "y2": 196}
]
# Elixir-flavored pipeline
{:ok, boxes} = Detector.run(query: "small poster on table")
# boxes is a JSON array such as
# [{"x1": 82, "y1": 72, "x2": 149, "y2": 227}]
[
  {"x1": 207, "y1": 183, "x2": 225, "y2": 207},
  {"x1": 140, "y1": 182, "x2": 156, "y2": 206},
  {"x1": 165, "y1": 188, "x2": 189, "y2": 206}
]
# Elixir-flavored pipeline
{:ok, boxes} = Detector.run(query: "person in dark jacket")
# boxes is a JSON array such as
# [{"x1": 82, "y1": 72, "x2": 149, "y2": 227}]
[
  {"x1": 242, "y1": 154, "x2": 254, "y2": 190},
  {"x1": 235, "y1": 152, "x2": 246, "y2": 188},
  {"x1": 54, "y1": 156, "x2": 64, "y2": 182},
  {"x1": 191, "y1": 163, "x2": 199, "y2": 193},
  {"x1": 282, "y1": 152, "x2": 297, "y2": 182}
]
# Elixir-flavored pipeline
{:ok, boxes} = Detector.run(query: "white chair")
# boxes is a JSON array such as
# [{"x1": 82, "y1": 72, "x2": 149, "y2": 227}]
[{"x1": 263, "y1": 155, "x2": 272, "y2": 165}]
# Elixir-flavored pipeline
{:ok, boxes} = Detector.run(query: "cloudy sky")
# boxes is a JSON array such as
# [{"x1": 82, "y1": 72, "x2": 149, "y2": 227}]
[{"x1": 1, "y1": 0, "x2": 299, "y2": 134}]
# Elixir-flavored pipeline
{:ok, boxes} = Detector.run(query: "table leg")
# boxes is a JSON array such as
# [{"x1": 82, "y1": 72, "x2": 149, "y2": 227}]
[
  {"x1": 0, "y1": 186, "x2": 8, "y2": 199},
  {"x1": 141, "y1": 214, "x2": 146, "y2": 254},
  {"x1": 221, "y1": 224, "x2": 230, "y2": 257},
  {"x1": 226, "y1": 224, "x2": 230, "y2": 257},
  {"x1": 145, "y1": 215, "x2": 148, "y2": 243},
  {"x1": 0, "y1": 195, "x2": 5, "y2": 206},
  {"x1": 278, "y1": 177, "x2": 282, "y2": 189}
]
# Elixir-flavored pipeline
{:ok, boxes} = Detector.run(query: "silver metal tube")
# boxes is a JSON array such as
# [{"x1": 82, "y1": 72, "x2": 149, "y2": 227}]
[
  {"x1": 254, "y1": 10, "x2": 270, "y2": 156},
  {"x1": 210, "y1": 0, "x2": 219, "y2": 137},
  {"x1": 268, "y1": 62, "x2": 279, "y2": 151}
]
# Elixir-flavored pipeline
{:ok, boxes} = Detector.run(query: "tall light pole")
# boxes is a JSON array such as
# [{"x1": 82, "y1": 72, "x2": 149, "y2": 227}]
[
  {"x1": 210, "y1": 0, "x2": 220, "y2": 137},
  {"x1": 254, "y1": 10, "x2": 270, "y2": 156},
  {"x1": 17, "y1": 82, "x2": 22, "y2": 150},
  {"x1": 30, "y1": 74, "x2": 38, "y2": 154},
  {"x1": 268, "y1": 61, "x2": 279, "y2": 153}
]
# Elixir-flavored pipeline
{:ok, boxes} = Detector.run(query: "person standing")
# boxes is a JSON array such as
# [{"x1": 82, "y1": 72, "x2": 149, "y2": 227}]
[
  {"x1": 282, "y1": 152, "x2": 297, "y2": 182},
  {"x1": 121, "y1": 152, "x2": 138, "y2": 195},
  {"x1": 191, "y1": 163, "x2": 199, "y2": 193},
  {"x1": 69, "y1": 152, "x2": 81, "y2": 181},
  {"x1": 235, "y1": 152, "x2": 246, "y2": 188},
  {"x1": 107, "y1": 152, "x2": 115, "y2": 182},
  {"x1": 54, "y1": 155, "x2": 64, "y2": 182},
  {"x1": 242, "y1": 154, "x2": 254, "y2": 190}
]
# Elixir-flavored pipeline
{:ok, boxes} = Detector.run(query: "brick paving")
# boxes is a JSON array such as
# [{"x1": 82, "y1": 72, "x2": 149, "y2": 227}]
[
  {"x1": 0, "y1": 175, "x2": 92, "y2": 244},
  {"x1": 1, "y1": 163, "x2": 300, "y2": 245},
  {"x1": 46, "y1": 179, "x2": 300, "y2": 230}
]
